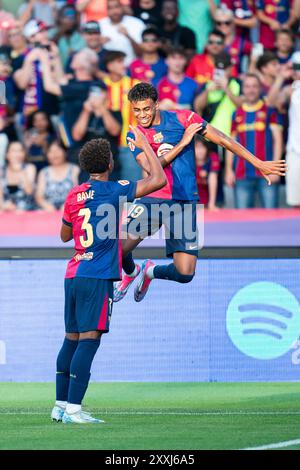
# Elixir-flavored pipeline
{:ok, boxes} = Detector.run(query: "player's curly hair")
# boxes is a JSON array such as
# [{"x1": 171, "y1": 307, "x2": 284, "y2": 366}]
[
  {"x1": 79, "y1": 138, "x2": 111, "y2": 174},
  {"x1": 128, "y1": 82, "x2": 158, "y2": 103}
]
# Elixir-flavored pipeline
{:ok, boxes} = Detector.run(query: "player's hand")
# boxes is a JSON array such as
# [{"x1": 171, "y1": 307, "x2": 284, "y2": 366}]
[
  {"x1": 180, "y1": 123, "x2": 204, "y2": 147},
  {"x1": 257, "y1": 159, "x2": 287, "y2": 185},
  {"x1": 128, "y1": 125, "x2": 149, "y2": 150}
]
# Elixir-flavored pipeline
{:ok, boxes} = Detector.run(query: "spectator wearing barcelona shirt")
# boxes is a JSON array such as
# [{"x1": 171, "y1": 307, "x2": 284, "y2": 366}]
[
  {"x1": 128, "y1": 28, "x2": 167, "y2": 84},
  {"x1": 214, "y1": 7, "x2": 252, "y2": 77},
  {"x1": 209, "y1": 0, "x2": 257, "y2": 39},
  {"x1": 195, "y1": 136, "x2": 220, "y2": 211},
  {"x1": 186, "y1": 30, "x2": 225, "y2": 85},
  {"x1": 157, "y1": 47, "x2": 199, "y2": 111},
  {"x1": 256, "y1": 0, "x2": 298, "y2": 50},
  {"x1": 225, "y1": 73, "x2": 283, "y2": 208}
]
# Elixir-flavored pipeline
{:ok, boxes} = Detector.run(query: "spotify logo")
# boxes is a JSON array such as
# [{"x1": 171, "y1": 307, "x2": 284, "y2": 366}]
[{"x1": 226, "y1": 282, "x2": 300, "y2": 360}]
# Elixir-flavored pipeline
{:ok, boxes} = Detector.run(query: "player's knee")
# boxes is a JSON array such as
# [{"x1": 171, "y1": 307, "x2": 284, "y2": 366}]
[{"x1": 173, "y1": 267, "x2": 195, "y2": 283}]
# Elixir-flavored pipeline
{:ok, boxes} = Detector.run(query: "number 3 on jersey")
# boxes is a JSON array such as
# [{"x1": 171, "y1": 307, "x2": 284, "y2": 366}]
[{"x1": 79, "y1": 208, "x2": 94, "y2": 248}]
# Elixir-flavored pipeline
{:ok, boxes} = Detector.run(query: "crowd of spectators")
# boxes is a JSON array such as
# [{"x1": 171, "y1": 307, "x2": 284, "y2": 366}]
[{"x1": 0, "y1": 0, "x2": 299, "y2": 211}]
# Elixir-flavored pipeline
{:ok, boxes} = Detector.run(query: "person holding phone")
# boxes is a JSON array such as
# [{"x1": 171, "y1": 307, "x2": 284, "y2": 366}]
[
  {"x1": 194, "y1": 51, "x2": 242, "y2": 137},
  {"x1": 72, "y1": 85, "x2": 122, "y2": 181}
]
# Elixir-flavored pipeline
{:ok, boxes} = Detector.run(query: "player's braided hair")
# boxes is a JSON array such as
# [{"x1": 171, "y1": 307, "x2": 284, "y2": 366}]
[
  {"x1": 79, "y1": 138, "x2": 111, "y2": 174},
  {"x1": 128, "y1": 82, "x2": 158, "y2": 103}
]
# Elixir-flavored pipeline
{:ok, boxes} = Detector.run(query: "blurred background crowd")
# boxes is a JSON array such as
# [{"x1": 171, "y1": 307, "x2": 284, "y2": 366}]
[{"x1": 0, "y1": 0, "x2": 299, "y2": 211}]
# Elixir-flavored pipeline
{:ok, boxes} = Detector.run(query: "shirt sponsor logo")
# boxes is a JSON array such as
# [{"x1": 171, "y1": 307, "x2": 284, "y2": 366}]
[
  {"x1": 153, "y1": 132, "x2": 164, "y2": 143},
  {"x1": 237, "y1": 122, "x2": 266, "y2": 132},
  {"x1": 74, "y1": 252, "x2": 94, "y2": 262},
  {"x1": 257, "y1": 111, "x2": 266, "y2": 119}
]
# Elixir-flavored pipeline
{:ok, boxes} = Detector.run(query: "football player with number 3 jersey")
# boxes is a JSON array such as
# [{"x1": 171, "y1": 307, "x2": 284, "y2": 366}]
[{"x1": 51, "y1": 134, "x2": 166, "y2": 424}]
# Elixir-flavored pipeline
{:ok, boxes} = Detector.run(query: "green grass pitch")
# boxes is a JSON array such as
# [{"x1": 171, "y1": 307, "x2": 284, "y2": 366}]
[{"x1": 1, "y1": 382, "x2": 300, "y2": 450}]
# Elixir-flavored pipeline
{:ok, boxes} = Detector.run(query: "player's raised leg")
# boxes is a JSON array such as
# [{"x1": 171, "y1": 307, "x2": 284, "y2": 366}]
[
  {"x1": 134, "y1": 253, "x2": 197, "y2": 302},
  {"x1": 134, "y1": 201, "x2": 198, "y2": 302}
]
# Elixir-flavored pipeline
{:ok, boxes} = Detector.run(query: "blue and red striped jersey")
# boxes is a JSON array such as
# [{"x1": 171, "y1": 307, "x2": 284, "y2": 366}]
[
  {"x1": 129, "y1": 58, "x2": 167, "y2": 84},
  {"x1": 231, "y1": 100, "x2": 283, "y2": 179},
  {"x1": 127, "y1": 110, "x2": 206, "y2": 201},
  {"x1": 225, "y1": 36, "x2": 252, "y2": 77},
  {"x1": 63, "y1": 179, "x2": 136, "y2": 280},
  {"x1": 256, "y1": 0, "x2": 292, "y2": 49},
  {"x1": 156, "y1": 76, "x2": 200, "y2": 110}
]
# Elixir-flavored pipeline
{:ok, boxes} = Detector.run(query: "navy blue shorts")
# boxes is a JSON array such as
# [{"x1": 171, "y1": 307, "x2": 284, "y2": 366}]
[
  {"x1": 123, "y1": 198, "x2": 199, "y2": 258},
  {"x1": 64, "y1": 278, "x2": 113, "y2": 334}
]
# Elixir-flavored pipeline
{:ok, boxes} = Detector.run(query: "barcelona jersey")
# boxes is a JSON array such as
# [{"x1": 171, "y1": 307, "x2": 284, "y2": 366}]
[
  {"x1": 62, "y1": 179, "x2": 136, "y2": 280},
  {"x1": 256, "y1": 0, "x2": 292, "y2": 49},
  {"x1": 127, "y1": 110, "x2": 207, "y2": 201},
  {"x1": 129, "y1": 58, "x2": 167, "y2": 84},
  {"x1": 156, "y1": 76, "x2": 200, "y2": 110},
  {"x1": 231, "y1": 100, "x2": 283, "y2": 179}
]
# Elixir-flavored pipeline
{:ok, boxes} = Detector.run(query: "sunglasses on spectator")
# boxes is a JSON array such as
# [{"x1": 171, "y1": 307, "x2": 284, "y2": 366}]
[
  {"x1": 216, "y1": 21, "x2": 232, "y2": 26},
  {"x1": 208, "y1": 39, "x2": 224, "y2": 45},
  {"x1": 143, "y1": 37, "x2": 159, "y2": 43}
]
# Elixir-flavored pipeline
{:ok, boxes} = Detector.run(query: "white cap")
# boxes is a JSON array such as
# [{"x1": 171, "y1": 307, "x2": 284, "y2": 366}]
[{"x1": 23, "y1": 19, "x2": 47, "y2": 38}]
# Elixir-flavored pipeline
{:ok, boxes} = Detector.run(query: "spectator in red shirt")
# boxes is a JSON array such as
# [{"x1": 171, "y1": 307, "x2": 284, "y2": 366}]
[
  {"x1": 186, "y1": 30, "x2": 225, "y2": 85},
  {"x1": 195, "y1": 135, "x2": 220, "y2": 210},
  {"x1": 157, "y1": 47, "x2": 200, "y2": 110},
  {"x1": 129, "y1": 27, "x2": 167, "y2": 84},
  {"x1": 214, "y1": 7, "x2": 252, "y2": 77}
]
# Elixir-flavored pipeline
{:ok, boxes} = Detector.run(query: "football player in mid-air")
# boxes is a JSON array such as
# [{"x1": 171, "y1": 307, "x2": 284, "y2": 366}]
[
  {"x1": 51, "y1": 130, "x2": 166, "y2": 424},
  {"x1": 114, "y1": 82, "x2": 287, "y2": 303}
]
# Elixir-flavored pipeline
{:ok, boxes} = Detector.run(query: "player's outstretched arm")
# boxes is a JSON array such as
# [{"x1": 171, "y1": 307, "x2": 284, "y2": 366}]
[
  {"x1": 157, "y1": 122, "x2": 204, "y2": 168},
  {"x1": 204, "y1": 123, "x2": 287, "y2": 185},
  {"x1": 128, "y1": 126, "x2": 167, "y2": 198},
  {"x1": 134, "y1": 122, "x2": 204, "y2": 174}
]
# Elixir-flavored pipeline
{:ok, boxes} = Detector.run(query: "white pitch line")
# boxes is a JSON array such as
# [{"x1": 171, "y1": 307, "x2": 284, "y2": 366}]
[
  {"x1": 242, "y1": 438, "x2": 300, "y2": 450},
  {"x1": 1, "y1": 410, "x2": 300, "y2": 416}
]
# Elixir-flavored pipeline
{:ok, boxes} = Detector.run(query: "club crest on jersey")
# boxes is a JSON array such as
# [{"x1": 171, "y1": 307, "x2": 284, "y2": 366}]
[
  {"x1": 118, "y1": 180, "x2": 130, "y2": 186},
  {"x1": 153, "y1": 132, "x2": 164, "y2": 143}
]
